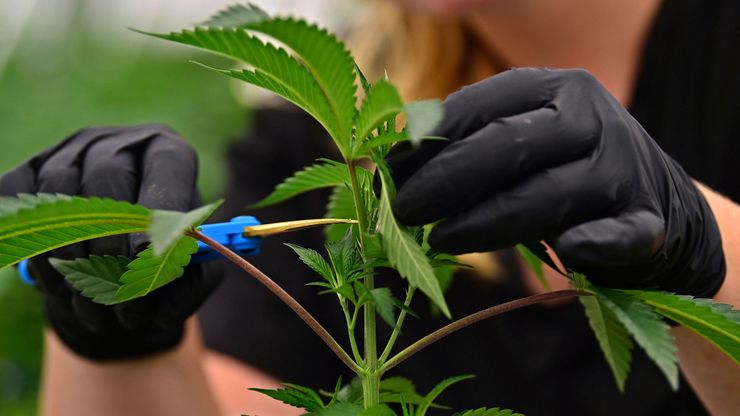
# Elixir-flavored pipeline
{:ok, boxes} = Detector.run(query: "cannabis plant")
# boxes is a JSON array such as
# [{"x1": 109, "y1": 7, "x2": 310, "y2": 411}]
[{"x1": 0, "y1": 4, "x2": 738, "y2": 415}]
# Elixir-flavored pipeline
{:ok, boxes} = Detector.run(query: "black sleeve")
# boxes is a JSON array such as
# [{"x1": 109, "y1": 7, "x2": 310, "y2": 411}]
[{"x1": 630, "y1": 0, "x2": 740, "y2": 203}]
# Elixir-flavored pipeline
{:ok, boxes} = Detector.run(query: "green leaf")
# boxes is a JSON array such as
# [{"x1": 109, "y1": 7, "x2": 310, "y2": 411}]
[
  {"x1": 376, "y1": 167, "x2": 450, "y2": 318},
  {"x1": 354, "y1": 80, "x2": 403, "y2": 144},
  {"x1": 245, "y1": 17, "x2": 358, "y2": 149},
  {"x1": 250, "y1": 383, "x2": 325, "y2": 412},
  {"x1": 596, "y1": 288, "x2": 678, "y2": 390},
  {"x1": 579, "y1": 291, "x2": 633, "y2": 392},
  {"x1": 521, "y1": 240, "x2": 564, "y2": 276},
  {"x1": 336, "y1": 377, "x2": 364, "y2": 404},
  {"x1": 369, "y1": 287, "x2": 396, "y2": 328},
  {"x1": 0, "y1": 194, "x2": 149, "y2": 269},
  {"x1": 201, "y1": 3, "x2": 269, "y2": 28},
  {"x1": 380, "y1": 377, "x2": 418, "y2": 396},
  {"x1": 429, "y1": 261, "x2": 456, "y2": 318},
  {"x1": 285, "y1": 243, "x2": 334, "y2": 283},
  {"x1": 149, "y1": 201, "x2": 222, "y2": 256},
  {"x1": 141, "y1": 27, "x2": 342, "y2": 145},
  {"x1": 379, "y1": 377, "x2": 427, "y2": 406},
  {"x1": 326, "y1": 232, "x2": 363, "y2": 282},
  {"x1": 195, "y1": 11, "x2": 358, "y2": 151},
  {"x1": 363, "y1": 232, "x2": 387, "y2": 262},
  {"x1": 251, "y1": 160, "x2": 349, "y2": 208},
  {"x1": 355, "y1": 132, "x2": 409, "y2": 157},
  {"x1": 360, "y1": 405, "x2": 397, "y2": 416},
  {"x1": 325, "y1": 282, "x2": 357, "y2": 303},
  {"x1": 416, "y1": 374, "x2": 475, "y2": 416},
  {"x1": 453, "y1": 408, "x2": 523, "y2": 416},
  {"x1": 515, "y1": 244, "x2": 551, "y2": 291},
  {"x1": 569, "y1": 271, "x2": 589, "y2": 290},
  {"x1": 325, "y1": 185, "x2": 356, "y2": 243},
  {"x1": 325, "y1": 376, "x2": 345, "y2": 407},
  {"x1": 308, "y1": 402, "x2": 362, "y2": 416},
  {"x1": 404, "y1": 100, "x2": 444, "y2": 146},
  {"x1": 355, "y1": 62, "x2": 371, "y2": 95},
  {"x1": 114, "y1": 237, "x2": 198, "y2": 303},
  {"x1": 627, "y1": 290, "x2": 740, "y2": 364},
  {"x1": 49, "y1": 255, "x2": 129, "y2": 305}
]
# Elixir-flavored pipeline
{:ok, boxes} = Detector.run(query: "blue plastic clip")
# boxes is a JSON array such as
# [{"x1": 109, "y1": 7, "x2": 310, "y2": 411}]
[
  {"x1": 17, "y1": 216, "x2": 262, "y2": 285},
  {"x1": 192, "y1": 216, "x2": 262, "y2": 262},
  {"x1": 17, "y1": 258, "x2": 36, "y2": 285}
]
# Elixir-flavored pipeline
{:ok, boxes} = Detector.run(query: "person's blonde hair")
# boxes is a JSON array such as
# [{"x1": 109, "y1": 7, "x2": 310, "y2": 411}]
[{"x1": 351, "y1": 2, "x2": 503, "y2": 101}]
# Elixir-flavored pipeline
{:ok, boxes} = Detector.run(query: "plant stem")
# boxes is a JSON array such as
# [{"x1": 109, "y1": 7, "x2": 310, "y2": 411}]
[
  {"x1": 379, "y1": 287, "x2": 415, "y2": 364},
  {"x1": 187, "y1": 230, "x2": 361, "y2": 374},
  {"x1": 346, "y1": 162, "x2": 380, "y2": 408},
  {"x1": 362, "y1": 279, "x2": 379, "y2": 408},
  {"x1": 380, "y1": 289, "x2": 586, "y2": 372},
  {"x1": 362, "y1": 371, "x2": 381, "y2": 409},
  {"x1": 341, "y1": 300, "x2": 364, "y2": 365}
]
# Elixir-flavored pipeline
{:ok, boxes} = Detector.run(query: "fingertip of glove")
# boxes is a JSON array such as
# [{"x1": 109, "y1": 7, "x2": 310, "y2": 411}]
[
  {"x1": 392, "y1": 186, "x2": 426, "y2": 226},
  {"x1": 427, "y1": 223, "x2": 466, "y2": 255},
  {"x1": 554, "y1": 211, "x2": 666, "y2": 269}
]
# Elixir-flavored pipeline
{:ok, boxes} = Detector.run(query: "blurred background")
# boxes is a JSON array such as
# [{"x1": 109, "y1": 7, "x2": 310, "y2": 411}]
[{"x1": 0, "y1": 1, "x2": 358, "y2": 414}]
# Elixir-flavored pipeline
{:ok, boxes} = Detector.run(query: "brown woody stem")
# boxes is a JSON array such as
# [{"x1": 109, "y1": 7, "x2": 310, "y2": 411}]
[
  {"x1": 187, "y1": 229, "x2": 361, "y2": 374},
  {"x1": 380, "y1": 289, "x2": 587, "y2": 372}
]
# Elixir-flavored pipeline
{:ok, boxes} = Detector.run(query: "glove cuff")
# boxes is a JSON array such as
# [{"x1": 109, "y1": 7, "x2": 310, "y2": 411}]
[
  {"x1": 44, "y1": 300, "x2": 185, "y2": 362},
  {"x1": 658, "y1": 160, "x2": 726, "y2": 298}
]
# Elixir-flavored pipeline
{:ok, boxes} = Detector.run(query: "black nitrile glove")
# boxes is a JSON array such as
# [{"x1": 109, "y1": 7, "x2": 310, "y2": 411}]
[
  {"x1": 389, "y1": 68, "x2": 725, "y2": 298},
  {"x1": 0, "y1": 125, "x2": 222, "y2": 361}
]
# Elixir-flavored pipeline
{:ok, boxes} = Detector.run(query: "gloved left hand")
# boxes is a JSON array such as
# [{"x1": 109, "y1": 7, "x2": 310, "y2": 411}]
[
  {"x1": 388, "y1": 68, "x2": 724, "y2": 298},
  {"x1": 0, "y1": 124, "x2": 222, "y2": 361}
]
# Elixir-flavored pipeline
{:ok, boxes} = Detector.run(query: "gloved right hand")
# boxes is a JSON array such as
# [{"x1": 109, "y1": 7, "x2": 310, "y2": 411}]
[
  {"x1": 0, "y1": 124, "x2": 222, "y2": 361},
  {"x1": 386, "y1": 69, "x2": 724, "y2": 298}
]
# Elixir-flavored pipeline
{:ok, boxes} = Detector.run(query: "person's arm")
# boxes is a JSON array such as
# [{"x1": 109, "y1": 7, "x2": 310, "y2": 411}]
[
  {"x1": 41, "y1": 319, "x2": 218, "y2": 416},
  {"x1": 674, "y1": 184, "x2": 740, "y2": 416},
  {"x1": 202, "y1": 347, "x2": 304, "y2": 415},
  {"x1": 41, "y1": 318, "x2": 300, "y2": 416}
]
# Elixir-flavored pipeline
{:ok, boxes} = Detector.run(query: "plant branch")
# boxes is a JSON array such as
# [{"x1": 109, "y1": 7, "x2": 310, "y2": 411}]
[
  {"x1": 380, "y1": 289, "x2": 587, "y2": 372},
  {"x1": 187, "y1": 230, "x2": 361, "y2": 374},
  {"x1": 341, "y1": 299, "x2": 364, "y2": 365},
  {"x1": 379, "y1": 286, "x2": 415, "y2": 363},
  {"x1": 351, "y1": 299, "x2": 362, "y2": 328}
]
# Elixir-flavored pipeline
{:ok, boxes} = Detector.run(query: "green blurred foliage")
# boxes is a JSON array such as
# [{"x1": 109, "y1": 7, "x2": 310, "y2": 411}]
[
  {"x1": 0, "y1": 36, "x2": 247, "y2": 199},
  {"x1": 0, "y1": 269, "x2": 42, "y2": 416},
  {"x1": 0, "y1": 8, "x2": 248, "y2": 415}
]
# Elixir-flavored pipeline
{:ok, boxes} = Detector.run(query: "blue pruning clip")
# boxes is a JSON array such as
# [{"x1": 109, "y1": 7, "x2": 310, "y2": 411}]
[
  {"x1": 193, "y1": 216, "x2": 262, "y2": 262},
  {"x1": 18, "y1": 216, "x2": 262, "y2": 286},
  {"x1": 17, "y1": 216, "x2": 357, "y2": 286}
]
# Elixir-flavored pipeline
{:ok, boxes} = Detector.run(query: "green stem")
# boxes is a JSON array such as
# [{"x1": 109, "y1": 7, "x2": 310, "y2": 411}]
[
  {"x1": 341, "y1": 300, "x2": 364, "y2": 365},
  {"x1": 346, "y1": 162, "x2": 380, "y2": 408},
  {"x1": 188, "y1": 230, "x2": 361, "y2": 374},
  {"x1": 379, "y1": 287, "x2": 415, "y2": 364},
  {"x1": 362, "y1": 371, "x2": 381, "y2": 409},
  {"x1": 362, "y1": 276, "x2": 379, "y2": 408},
  {"x1": 380, "y1": 290, "x2": 586, "y2": 372},
  {"x1": 351, "y1": 299, "x2": 362, "y2": 328}
]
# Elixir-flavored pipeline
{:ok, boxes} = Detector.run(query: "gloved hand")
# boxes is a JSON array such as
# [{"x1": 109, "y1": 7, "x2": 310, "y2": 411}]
[
  {"x1": 389, "y1": 68, "x2": 725, "y2": 298},
  {"x1": 0, "y1": 124, "x2": 222, "y2": 361}
]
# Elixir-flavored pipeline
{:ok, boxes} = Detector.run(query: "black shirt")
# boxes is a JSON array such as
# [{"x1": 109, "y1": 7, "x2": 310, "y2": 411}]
[{"x1": 199, "y1": 0, "x2": 739, "y2": 414}]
